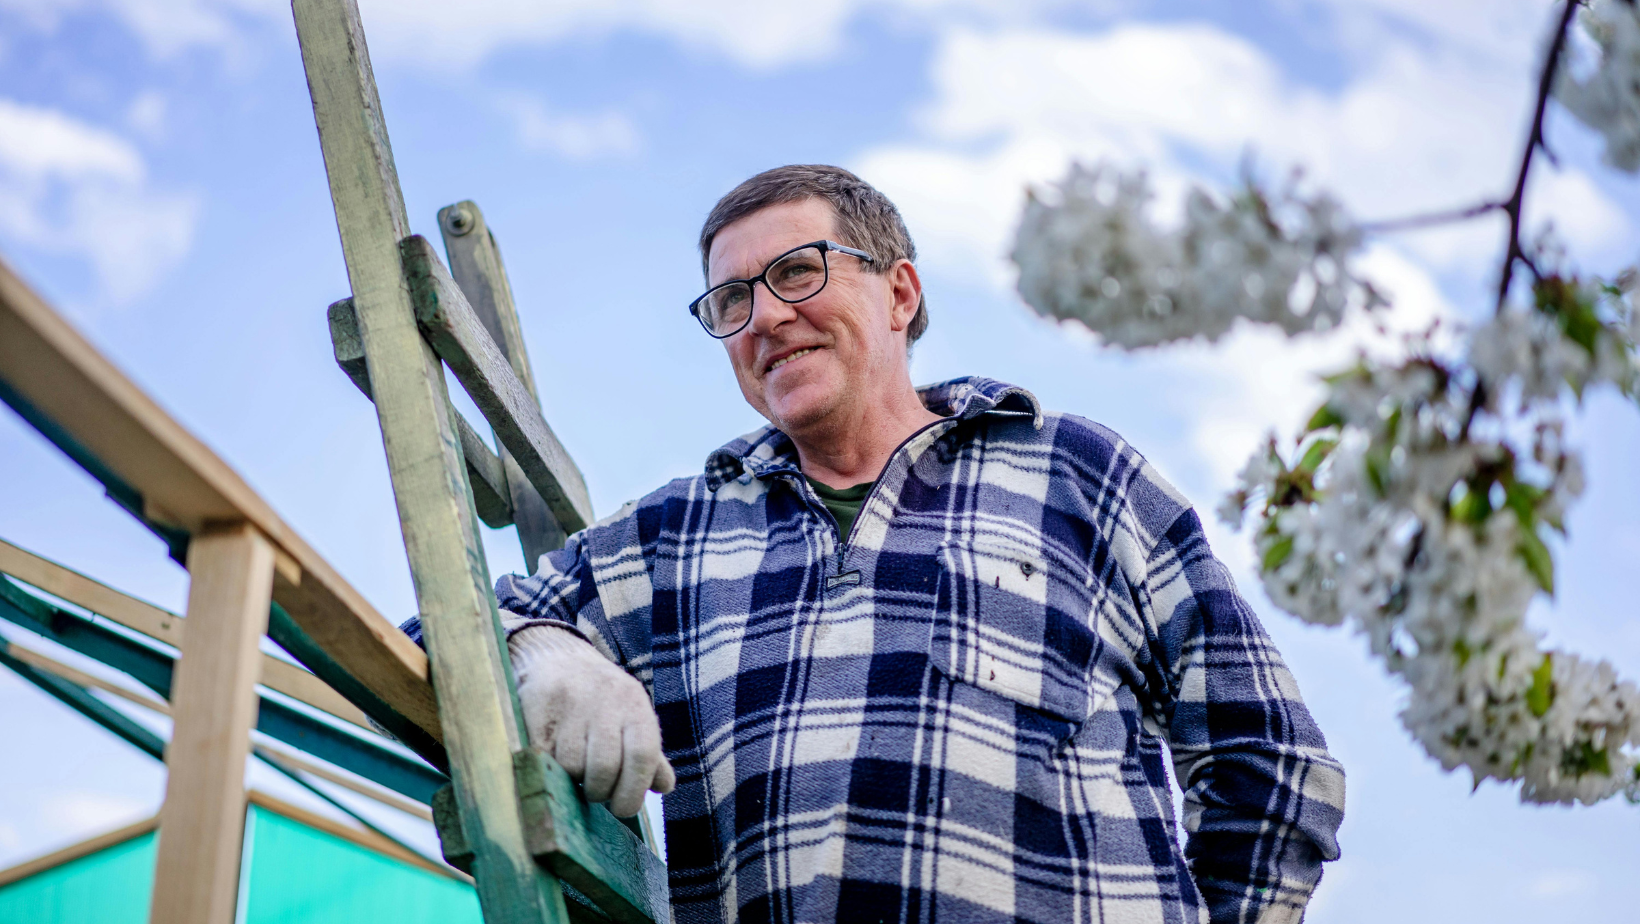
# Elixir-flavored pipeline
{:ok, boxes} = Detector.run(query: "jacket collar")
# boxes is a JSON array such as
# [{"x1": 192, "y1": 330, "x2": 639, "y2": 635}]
[{"x1": 704, "y1": 376, "x2": 1042, "y2": 490}]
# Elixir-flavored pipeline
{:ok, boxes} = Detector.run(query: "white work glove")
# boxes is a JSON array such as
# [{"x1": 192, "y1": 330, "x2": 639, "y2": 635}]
[{"x1": 510, "y1": 624, "x2": 676, "y2": 817}]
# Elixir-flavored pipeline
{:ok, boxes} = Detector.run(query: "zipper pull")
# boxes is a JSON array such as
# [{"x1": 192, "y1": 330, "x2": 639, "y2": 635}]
[{"x1": 826, "y1": 570, "x2": 861, "y2": 591}]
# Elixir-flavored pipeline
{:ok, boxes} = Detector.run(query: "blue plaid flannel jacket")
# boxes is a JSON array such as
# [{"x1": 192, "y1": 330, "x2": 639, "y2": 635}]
[{"x1": 472, "y1": 377, "x2": 1343, "y2": 924}]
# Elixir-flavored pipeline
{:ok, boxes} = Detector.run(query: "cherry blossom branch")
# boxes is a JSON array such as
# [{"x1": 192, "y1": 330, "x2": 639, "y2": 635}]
[
  {"x1": 1359, "y1": 199, "x2": 1505, "y2": 234},
  {"x1": 1496, "y1": 0, "x2": 1584, "y2": 312}
]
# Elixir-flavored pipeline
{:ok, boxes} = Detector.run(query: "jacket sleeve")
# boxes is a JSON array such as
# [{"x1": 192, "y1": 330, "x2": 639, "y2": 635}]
[
  {"x1": 396, "y1": 528, "x2": 608, "y2": 659},
  {"x1": 1143, "y1": 504, "x2": 1346, "y2": 924}
]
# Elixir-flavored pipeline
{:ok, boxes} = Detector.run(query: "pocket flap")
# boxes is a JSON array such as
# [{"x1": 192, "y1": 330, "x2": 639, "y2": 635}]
[{"x1": 932, "y1": 540, "x2": 1098, "y2": 723}]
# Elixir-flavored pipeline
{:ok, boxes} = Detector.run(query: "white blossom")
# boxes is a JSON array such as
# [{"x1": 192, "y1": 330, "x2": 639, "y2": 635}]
[
  {"x1": 1555, "y1": 0, "x2": 1640, "y2": 173},
  {"x1": 1017, "y1": 3, "x2": 1640, "y2": 808},
  {"x1": 1011, "y1": 164, "x2": 1380, "y2": 348},
  {"x1": 1221, "y1": 309, "x2": 1640, "y2": 803},
  {"x1": 1470, "y1": 281, "x2": 1640, "y2": 409}
]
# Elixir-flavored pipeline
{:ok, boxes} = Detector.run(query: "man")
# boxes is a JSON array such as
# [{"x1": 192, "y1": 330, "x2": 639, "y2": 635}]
[{"x1": 426, "y1": 165, "x2": 1345, "y2": 923}]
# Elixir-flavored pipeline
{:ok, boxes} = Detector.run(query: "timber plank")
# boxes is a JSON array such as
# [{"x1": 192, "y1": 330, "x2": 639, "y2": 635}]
[
  {"x1": 516, "y1": 750, "x2": 668, "y2": 924},
  {"x1": 292, "y1": 1, "x2": 571, "y2": 922},
  {"x1": 0, "y1": 537, "x2": 374, "y2": 731},
  {"x1": 438, "y1": 202, "x2": 566, "y2": 568},
  {"x1": 328, "y1": 296, "x2": 516, "y2": 528},
  {"x1": 0, "y1": 256, "x2": 439, "y2": 741},
  {"x1": 150, "y1": 523, "x2": 277, "y2": 924},
  {"x1": 403, "y1": 234, "x2": 593, "y2": 534}
]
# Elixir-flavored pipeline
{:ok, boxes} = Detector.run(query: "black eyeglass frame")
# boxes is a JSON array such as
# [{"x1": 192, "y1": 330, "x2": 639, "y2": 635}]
[{"x1": 689, "y1": 239, "x2": 876, "y2": 339}]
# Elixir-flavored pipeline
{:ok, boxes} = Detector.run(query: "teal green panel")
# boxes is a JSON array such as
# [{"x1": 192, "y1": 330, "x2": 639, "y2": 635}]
[
  {"x1": 0, "y1": 831, "x2": 156, "y2": 924},
  {"x1": 240, "y1": 804, "x2": 481, "y2": 924}
]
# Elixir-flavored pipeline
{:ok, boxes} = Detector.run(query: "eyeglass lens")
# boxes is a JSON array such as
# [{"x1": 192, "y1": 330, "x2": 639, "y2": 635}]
[{"x1": 697, "y1": 245, "x2": 829, "y2": 336}]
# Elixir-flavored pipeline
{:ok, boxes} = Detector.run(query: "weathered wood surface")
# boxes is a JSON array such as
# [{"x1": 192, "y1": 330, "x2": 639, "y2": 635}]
[
  {"x1": 0, "y1": 537, "x2": 373, "y2": 730},
  {"x1": 439, "y1": 202, "x2": 566, "y2": 568},
  {"x1": 292, "y1": 0, "x2": 571, "y2": 921},
  {"x1": 403, "y1": 234, "x2": 593, "y2": 536},
  {"x1": 515, "y1": 750, "x2": 670, "y2": 924},
  {"x1": 0, "y1": 256, "x2": 441, "y2": 742},
  {"x1": 328, "y1": 296, "x2": 516, "y2": 528},
  {"x1": 150, "y1": 523, "x2": 276, "y2": 924}
]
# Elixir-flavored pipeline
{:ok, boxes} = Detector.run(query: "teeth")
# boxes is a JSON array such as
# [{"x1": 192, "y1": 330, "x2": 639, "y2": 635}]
[{"x1": 769, "y1": 347, "x2": 816, "y2": 371}]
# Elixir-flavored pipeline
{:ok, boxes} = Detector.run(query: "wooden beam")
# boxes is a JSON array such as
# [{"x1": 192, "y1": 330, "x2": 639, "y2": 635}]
[
  {"x1": 292, "y1": 1, "x2": 570, "y2": 922},
  {"x1": 254, "y1": 743, "x2": 434, "y2": 822},
  {"x1": 403, "y1": 234, "x2": 593, "y2": 535},
  {"x1": 0, "y1": 576, "x2": 450, "y2": 805},
  {"x1": 0, "y1": 636, "x2": 171, "y2": 715},
  {"x1": 0, "y1": 815, "x2": 159, "y2": 889},
  {"x1": 150, "y1": 522, "x2": 276, "y2": 924},
  {"x1": 0, "y1": 537, "x2": 374, "y2": 731},
  {"x1": 327, "y1": 297, "x2": 516, "y2": 528},
  {"x1": 438, "y1": 202, "x2": 566, "y2": 568},
  {"x1": 0, "y1": 256, "x2": 440, "y2": 742},
  {"x1": 515, "y1": 750, "x2": 669, "y2": 924}
]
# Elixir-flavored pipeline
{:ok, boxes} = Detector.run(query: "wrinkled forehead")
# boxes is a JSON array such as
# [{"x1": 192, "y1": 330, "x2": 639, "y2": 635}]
[{"x1": 706, "y1": 198, "x2": 838, "y2": 285}]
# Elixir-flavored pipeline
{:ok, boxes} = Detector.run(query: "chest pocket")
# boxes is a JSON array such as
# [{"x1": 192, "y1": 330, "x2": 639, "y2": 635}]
[{"x1": 930, "y1": 539, "x2": 1100, "y2": 725}]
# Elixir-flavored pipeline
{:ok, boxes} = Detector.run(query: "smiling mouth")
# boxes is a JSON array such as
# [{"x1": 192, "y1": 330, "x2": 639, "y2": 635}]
[{"x1": 766, "y1": 347, "x2": 819, "y2": 373}]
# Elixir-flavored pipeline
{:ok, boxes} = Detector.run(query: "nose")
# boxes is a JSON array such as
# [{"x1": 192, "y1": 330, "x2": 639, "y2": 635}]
[{"x1": 746, "y1": 281, "x2": 796, "y2": 337}]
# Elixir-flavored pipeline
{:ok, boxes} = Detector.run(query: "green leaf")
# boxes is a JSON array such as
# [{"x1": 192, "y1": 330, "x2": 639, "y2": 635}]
[
  {"x1": 1453, "y1": 637, "x2": 1473, "y2": 669},
  {"x1": 1364, "y1": 446, "x2": 1390, "y2": 496},
  {"x1": 1450, "y1": 484, "x2": 1492, "y2": 525},
  {"x1": 1304, "y1": 404, "x2": 1343, "y2": 433},
  {"x1": 1563, "y1": 740, "x2": 1612, "y2": 778},
  {"x1": 1518, "y1": 528, "x2": 1555, "y2": 595},
  {"x1": 1526, "y1": 654, "x2": 1554, "y2": 719},
  {"x1": 1296, "y1": 438, "x2": 1337, "y2": 475},
  {"x1": 1261, "y1": 534, "x2": 1295, "y2": 573},
  {"x1": 1503, "y1": 482, "x2": 1544, "y2": 531}
]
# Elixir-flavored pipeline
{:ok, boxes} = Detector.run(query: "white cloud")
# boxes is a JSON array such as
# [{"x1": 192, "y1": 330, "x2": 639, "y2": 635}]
[
  {"x1": 0, "y1": 0, "x2": 283, "y2": 58},
  {"x1": 2, "y1": 0, "x2": 1069, "y2": 71},
  {"x1": 497, "y1": 94, "x2": 640, "y2": 161},
  {"x1": 853, "y1": 12, "x2": 1635, "y2": 520},
  {"x1": 0, "y1": 98, "x2": 197, "y2": 303},
  {"x1": 855, "y1": 22, "x2": 1631, "y2": 287}
]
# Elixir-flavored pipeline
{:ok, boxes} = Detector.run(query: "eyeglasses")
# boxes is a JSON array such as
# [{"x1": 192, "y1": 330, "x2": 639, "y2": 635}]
[{"x1": 689, "y1": 240, "x2": 876, "y2": 338}]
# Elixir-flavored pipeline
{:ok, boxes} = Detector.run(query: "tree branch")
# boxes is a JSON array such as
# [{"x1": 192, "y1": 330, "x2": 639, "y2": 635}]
[
  {"x1": 1496, "y1": 0, "x2": 1583, "y2": 313},
  {"x1": 1360, "y1": 200, "x2": 1506, "y2": 234}
]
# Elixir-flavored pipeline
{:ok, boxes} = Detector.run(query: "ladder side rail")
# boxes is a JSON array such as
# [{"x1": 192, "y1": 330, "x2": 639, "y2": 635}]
[
  {"x1": 328, "y1": 297, "x2": 517, "y2": 530},
  {"x1": 438, "y1": 202, "x2": 566, "y2": 567},
  {"x1": 291, "y1": 1, "x2": 569, "y2": 921}
]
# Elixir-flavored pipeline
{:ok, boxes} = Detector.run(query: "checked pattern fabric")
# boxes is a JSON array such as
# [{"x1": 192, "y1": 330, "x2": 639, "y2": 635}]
[{"x1": 472, "y1": 377, "x2": 1344, "y2": 924}]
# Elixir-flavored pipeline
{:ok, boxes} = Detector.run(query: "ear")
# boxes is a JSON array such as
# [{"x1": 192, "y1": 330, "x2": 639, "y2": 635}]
[{"x1": 885, "y1": 259, "x2": 922, "y2": 333}]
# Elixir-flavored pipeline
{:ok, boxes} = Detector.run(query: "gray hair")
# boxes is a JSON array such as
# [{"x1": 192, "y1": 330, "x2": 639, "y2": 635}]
[{"x1": 698, "y1": 164, "x2": 928, "y2": 346}]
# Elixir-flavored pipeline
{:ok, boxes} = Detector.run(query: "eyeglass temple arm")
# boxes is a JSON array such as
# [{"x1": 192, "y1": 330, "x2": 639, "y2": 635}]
[{"x1": 824, "y1": 241, "x2": 876, "y2": 264}]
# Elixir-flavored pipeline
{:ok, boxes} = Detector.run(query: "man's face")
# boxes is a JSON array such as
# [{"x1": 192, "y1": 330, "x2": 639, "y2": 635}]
[{"x1": 708, "y1": 198, "x2": 908, "y2": 437}]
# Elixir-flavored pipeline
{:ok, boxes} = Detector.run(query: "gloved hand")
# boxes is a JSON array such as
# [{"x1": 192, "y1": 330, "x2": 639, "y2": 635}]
[{"x1": 509, "y1": 624, "x2": 675, "y2": 817}]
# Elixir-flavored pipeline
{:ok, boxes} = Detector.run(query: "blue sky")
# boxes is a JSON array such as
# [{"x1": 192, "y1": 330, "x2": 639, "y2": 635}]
[{"x1": 1, "y1": 0, "x2": 1637, "y2": 919}]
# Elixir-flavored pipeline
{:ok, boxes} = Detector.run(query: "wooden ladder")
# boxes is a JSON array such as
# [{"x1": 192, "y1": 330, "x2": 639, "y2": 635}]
[
  {"x1": 292, "y1": 0, "x2": 668, "y2": 921},
  {"x1": 0, "y1": 0, "x2": 669, "y2": 921}
]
